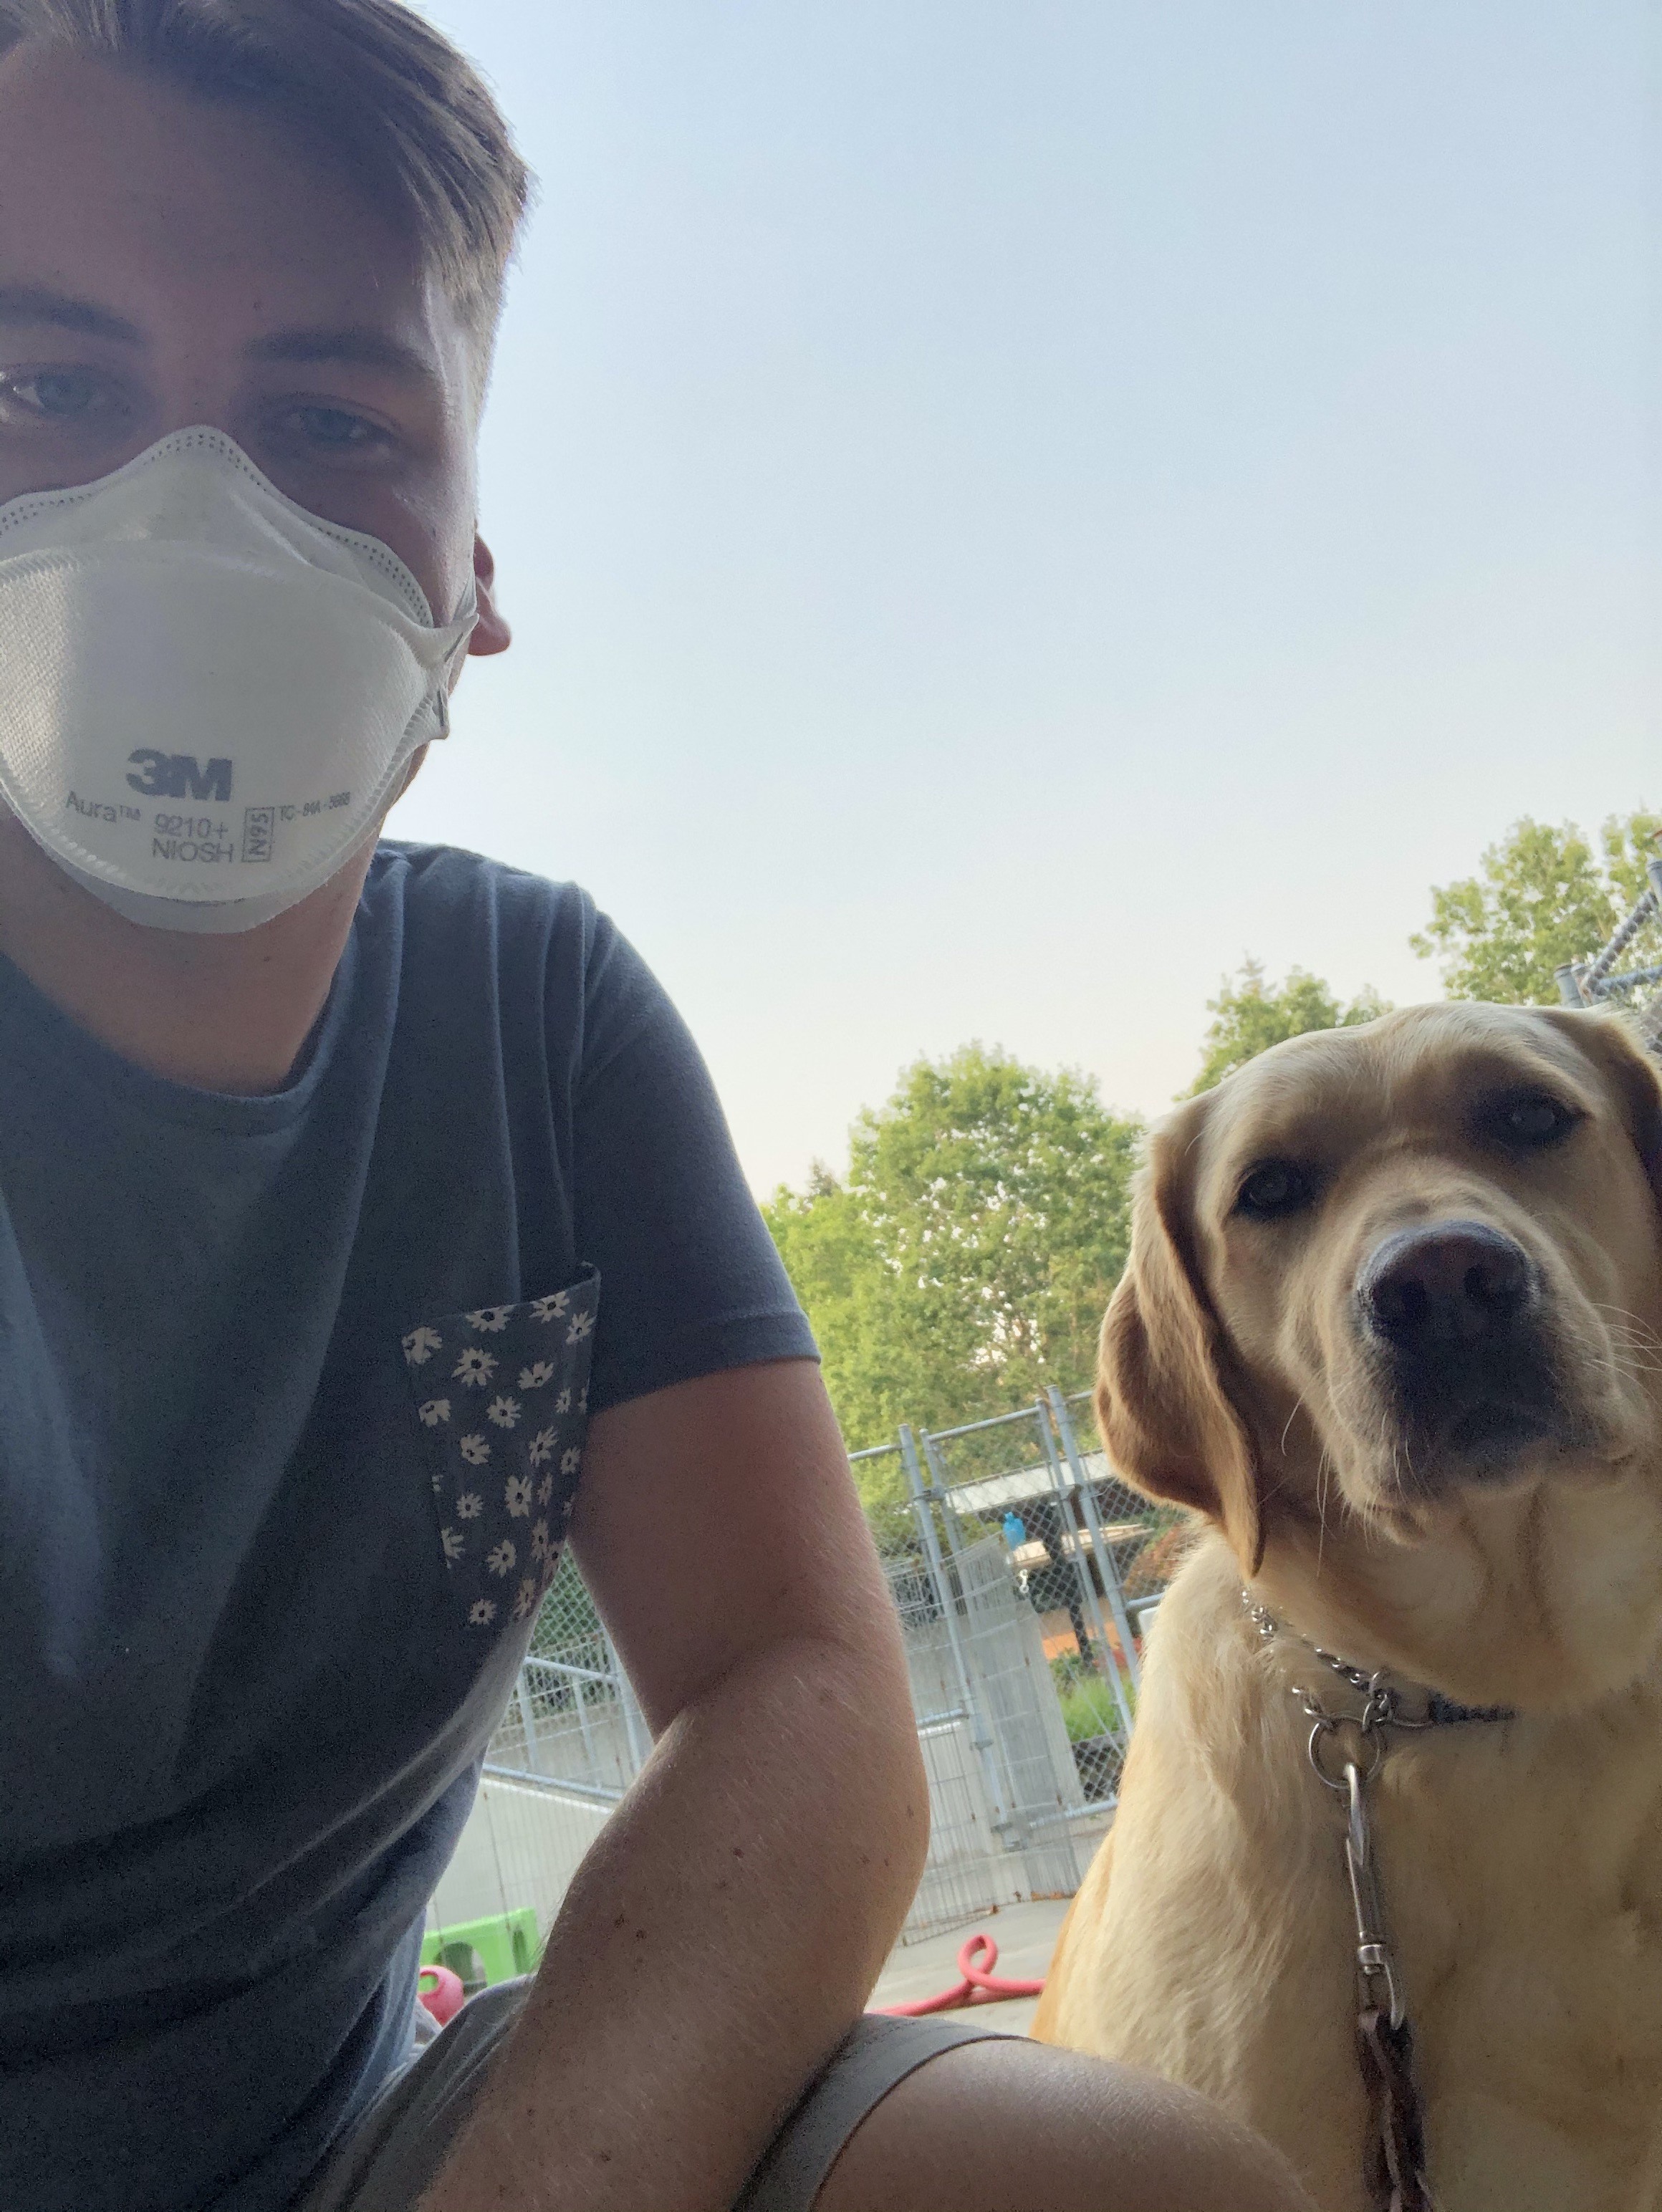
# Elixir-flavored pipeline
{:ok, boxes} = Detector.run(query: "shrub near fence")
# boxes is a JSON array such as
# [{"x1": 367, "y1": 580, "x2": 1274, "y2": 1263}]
[{"x1": 426, "y1": 1386, "x2": 1183, "y2": 1963}]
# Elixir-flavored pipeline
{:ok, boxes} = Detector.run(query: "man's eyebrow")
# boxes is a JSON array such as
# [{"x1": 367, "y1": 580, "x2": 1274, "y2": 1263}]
[
  {"x1": 244, "y1": 325, "x2": 441, "y2": 383},
  {"x1": 0, "y1": 285, "x2": 144, "y2": 343}
]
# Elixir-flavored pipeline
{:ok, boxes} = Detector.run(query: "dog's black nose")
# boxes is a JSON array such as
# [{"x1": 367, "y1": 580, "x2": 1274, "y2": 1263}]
[{"x1": 1358, "y1": 1221, "x2": 1534, "y2": 1349}]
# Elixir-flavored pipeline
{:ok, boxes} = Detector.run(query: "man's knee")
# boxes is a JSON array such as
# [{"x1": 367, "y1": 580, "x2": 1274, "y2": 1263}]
[{"x1": 815, "y1": 2037, "x2": 1316, "y2": 2212}]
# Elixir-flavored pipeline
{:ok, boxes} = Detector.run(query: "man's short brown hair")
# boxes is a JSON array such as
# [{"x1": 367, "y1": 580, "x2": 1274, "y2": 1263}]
[{"x1": 0, "y1": 0, "x2": 532, "y2": 355}]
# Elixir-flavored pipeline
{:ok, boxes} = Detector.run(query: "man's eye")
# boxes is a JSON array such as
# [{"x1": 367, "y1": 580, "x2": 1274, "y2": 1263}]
[
  {"x1": 0, "y1": 367, "x2": 125, "y2": 423},
  {"x1": 1234, "y1": 1162, "x2": 1314, "y2": 1219},
  {"x1": 1491, "y1": 1093, "x2": 1580, "y2": 1147},
  {"x1": 275, "y1": 405, "x2": 388, "y2": 453}
]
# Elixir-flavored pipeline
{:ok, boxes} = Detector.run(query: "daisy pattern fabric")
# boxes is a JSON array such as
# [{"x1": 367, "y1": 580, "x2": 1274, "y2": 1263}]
[{"x1": 402, "y1": 1267, "x2": 600, "y2": 1634}]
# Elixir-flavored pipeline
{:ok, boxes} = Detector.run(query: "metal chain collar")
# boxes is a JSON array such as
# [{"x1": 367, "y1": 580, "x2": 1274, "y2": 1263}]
[
  {"x1": 1241, "y1": 1590, "x2": 1442, "y2": 1744},
  {"x1": 1241, "y1": 1591, "x2": 1438, "y2": 2212}
]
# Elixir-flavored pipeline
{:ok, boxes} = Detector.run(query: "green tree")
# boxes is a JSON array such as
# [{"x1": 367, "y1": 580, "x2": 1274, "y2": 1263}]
[
  {"x1": 1410, "y1": 811, "x2": 1662, "y2": 1004},
  {"x1": 764, "y1": 1047, "x2": 1141, "y2": 1495},
  {"x1": 1188, "y1": 961, "x2": 1390, "y2": 1096},
  {"x1": 764, "y1": 1164, "x2": 899, "y2": 1463}
]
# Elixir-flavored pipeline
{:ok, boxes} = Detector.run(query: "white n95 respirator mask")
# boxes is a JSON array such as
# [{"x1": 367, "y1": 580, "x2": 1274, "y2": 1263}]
[{"x1": 0, "y1": 426, "x2": 477, "y2": 933}]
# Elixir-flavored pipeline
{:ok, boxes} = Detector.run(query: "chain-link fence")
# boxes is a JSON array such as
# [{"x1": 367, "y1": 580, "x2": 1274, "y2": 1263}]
[
  {"x1": 426, "y1": 1385, "x2": 1188, "y2": 1963},
  {"x1": 856, "y1": 1429, "x2": 1087, "y2": 1938},
  {"x1": 1555, "y1": 846, "x2": 1662, "y2": 1013}
]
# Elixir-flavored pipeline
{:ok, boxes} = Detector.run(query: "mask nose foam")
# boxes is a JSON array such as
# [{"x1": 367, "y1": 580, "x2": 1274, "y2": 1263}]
[{"x1": 0, "y1": 428, "x2": 476, "y2": 934}]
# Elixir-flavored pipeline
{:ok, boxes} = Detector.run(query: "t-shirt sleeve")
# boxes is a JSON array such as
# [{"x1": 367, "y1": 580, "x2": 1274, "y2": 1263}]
[{"x1": 570, "y1": 910, "x2": 818, "y2": 1416}]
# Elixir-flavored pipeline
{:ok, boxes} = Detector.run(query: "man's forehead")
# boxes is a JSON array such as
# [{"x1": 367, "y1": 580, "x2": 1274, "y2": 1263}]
[
  {"x1": 0, "y1": 44, "x2": 463, "y2": 379},
  {"x1": 1192, "y1": 1006, "x2": 1600, "y2": 1178}
]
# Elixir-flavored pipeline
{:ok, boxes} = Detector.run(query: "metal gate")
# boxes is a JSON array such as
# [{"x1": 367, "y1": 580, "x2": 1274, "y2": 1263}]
[{"x1": 432, "y1": 1388, "x2": 1179, "y2": 1949}]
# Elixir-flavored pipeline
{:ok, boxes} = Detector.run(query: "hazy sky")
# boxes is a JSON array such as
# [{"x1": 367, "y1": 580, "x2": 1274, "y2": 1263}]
[{"x1": 398, "y1": 1, "x2": 1659, "y2": 1192}]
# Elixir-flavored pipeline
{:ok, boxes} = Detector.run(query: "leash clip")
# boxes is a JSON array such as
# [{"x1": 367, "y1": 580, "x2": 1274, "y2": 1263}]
[{"x1": 1342, "y1": 1759, "x2": 1405, "y2": 2031}]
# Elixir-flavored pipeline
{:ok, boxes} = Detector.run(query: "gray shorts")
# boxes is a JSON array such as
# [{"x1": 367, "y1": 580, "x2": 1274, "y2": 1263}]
[{"x1": 294, "y1": 1983, "x2": 1012, "y2": 2212}]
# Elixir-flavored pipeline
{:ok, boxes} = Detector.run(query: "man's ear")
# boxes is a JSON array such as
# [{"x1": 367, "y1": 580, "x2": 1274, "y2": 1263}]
[
  {"x1": 1097, "y1": 1112, "x2": 1264, "y2": 1574},
  {"x1": 466, "y1": 533, "x2": 511, "y2": 659}
]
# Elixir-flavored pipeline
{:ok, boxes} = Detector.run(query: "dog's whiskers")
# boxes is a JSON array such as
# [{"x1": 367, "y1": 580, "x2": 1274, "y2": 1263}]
[
  {"x1": 1581, "y1": 1304, "x2": 1662, "y2": 1396},
  {"x1": 1313, "y1": 1444, "x2": 1339, "y2": 1579},
  {"x1": 1279, "y1": 1400, "x2": 1303, "y2": 1458},
  {"x1": 1592, "y1": 1305, "x2": 1662, "y2": 1361}
]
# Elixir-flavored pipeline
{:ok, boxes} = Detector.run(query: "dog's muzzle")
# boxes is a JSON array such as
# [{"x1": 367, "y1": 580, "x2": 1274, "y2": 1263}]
[{"x1": 1355, "y1": 1219, "x2": 1562, "y2": 1478}]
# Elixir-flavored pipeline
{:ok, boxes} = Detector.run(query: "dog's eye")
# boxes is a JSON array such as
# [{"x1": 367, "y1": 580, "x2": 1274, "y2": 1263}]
[
  {"x1": 1491, "y1": 1093, "x2": 1580, "y2": 1148},
  {"x1": 1234, "y1": 1162, "x2": 1313, "y2": 1219}
]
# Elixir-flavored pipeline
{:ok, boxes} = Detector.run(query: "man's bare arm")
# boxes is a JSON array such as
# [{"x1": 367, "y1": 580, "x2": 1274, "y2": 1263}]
[{"x1": 420, "y1": 1357, "x2": 929, "y2": 2212}]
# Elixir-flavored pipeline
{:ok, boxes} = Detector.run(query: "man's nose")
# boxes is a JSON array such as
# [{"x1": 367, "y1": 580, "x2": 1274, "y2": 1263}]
[{"x1": 1357, "y1": 1221, "x2": 1536, "y2": 1350}]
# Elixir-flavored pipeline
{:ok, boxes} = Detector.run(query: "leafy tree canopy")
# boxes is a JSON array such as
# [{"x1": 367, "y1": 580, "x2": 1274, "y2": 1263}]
[
  {"x1": 764, "y1": 1045, "x2": 1140, "y2": 1496},
  {"x1": 1410, "y1": 811, "x2": 1662, "y2": 1005},
  {"x1": 1188, "y1": 961, "x2": 1390, "y2": 1096}
]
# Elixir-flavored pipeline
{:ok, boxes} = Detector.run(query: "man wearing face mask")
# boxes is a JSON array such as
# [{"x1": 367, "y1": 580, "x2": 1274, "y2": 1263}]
[{"x1": 0, "y1": 7, "x2": 1312, "y2": 2212}]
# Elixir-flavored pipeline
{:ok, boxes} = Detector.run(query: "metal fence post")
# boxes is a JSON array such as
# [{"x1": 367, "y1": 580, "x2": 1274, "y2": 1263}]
[
  {"x1": 919, "y1": 1430, "x2": 973, "y2": 1560},
  {"x1": 1031, "y1": 1401, "x2": 1135, "y2": 1747},
  {"x1": 602, "y1": 1622, "x2": 652, "y2": 1779},
  {"x1": 1554, "y1": 963, "x2": 1585, "y2": 1009},
  {"x1": 571, "y1": 1663, "x2": 598, "y2": 1773},
  {"x1": 899, "y1": 1423, "x2": 1012, "y2": 1832},
  {"x1": 511, "y1": 1663, "x2": 544, "y2": 1776},
  {"x1": 1048, "y1": 1385, "x2": 1143, "y2": 1696},
  {"x1": 1029, "y1": 1404, "x2": 1113, "y2": 1659}
]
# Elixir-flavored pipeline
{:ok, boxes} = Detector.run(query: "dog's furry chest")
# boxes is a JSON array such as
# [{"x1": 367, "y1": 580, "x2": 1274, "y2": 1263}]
[
  {"x1": 1038, "y1": 1544, "x2": 1662, "y2": 2211},
  {"x1": 1383, "y1": 1711, "x2": 1662, "y2": 2209}
]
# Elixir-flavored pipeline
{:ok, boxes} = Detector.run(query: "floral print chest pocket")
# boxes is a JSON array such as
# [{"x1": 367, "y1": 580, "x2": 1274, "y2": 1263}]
[{"x1": 401, "y1": 1268, "x2": 600, "y2": 1635}]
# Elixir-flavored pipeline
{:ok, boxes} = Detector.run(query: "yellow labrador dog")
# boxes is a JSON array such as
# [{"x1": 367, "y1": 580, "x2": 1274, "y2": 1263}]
[{"x1": 1032, "y1": 1004, "x2": 1662, "y2": 2212}]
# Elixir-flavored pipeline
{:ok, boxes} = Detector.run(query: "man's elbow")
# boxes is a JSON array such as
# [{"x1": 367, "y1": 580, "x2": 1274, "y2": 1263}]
[{"x1": 811, "y1": 1630, "x2": 931, "y2": 1903}]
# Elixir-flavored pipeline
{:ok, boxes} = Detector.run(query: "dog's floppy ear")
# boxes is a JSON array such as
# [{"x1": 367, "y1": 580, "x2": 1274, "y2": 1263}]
[
  {"x1": 1097, "y1": 1112, "x2": 1264, "y2": 1574},
  {"x1": 1550, "y1": 1008, "x2": 1662, "y2": 1195}
]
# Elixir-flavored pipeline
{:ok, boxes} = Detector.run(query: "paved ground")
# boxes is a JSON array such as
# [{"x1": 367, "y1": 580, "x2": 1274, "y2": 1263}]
[{"x1": 867, "y1": 1896, "x2": 1072, "y2": 2037}]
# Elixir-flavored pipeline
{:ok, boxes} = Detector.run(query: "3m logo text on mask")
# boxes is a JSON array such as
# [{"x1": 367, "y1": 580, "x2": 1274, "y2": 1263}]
[{"x1": 125, "y1": 749, "x2": 234, "y2": 803}]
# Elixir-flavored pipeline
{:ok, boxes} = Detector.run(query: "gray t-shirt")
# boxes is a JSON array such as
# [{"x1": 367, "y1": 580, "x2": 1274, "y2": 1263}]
[{"x1": 0, "y1": 843, "x2": 815, "y2": 2212}]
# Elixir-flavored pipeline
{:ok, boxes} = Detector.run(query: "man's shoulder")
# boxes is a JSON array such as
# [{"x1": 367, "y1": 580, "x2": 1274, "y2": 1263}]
[
  {"x1": 361, "y1": 843, "x2": 646, "y2": 1062},
  {"x1": 366, "y1": 841, "x2": 602, "y2": 980},
  {"x1": 369, "y1": 840, "x2": 591, "y2": 933},
  {"x1": 361, "y1": 844, "x2": 668, "y2": 1084}
]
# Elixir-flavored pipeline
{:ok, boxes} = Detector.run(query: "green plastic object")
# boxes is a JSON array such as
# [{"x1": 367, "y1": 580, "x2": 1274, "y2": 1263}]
[{"x1": 421, "y1": 1907, "x2": 541, "y2": 1994}]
